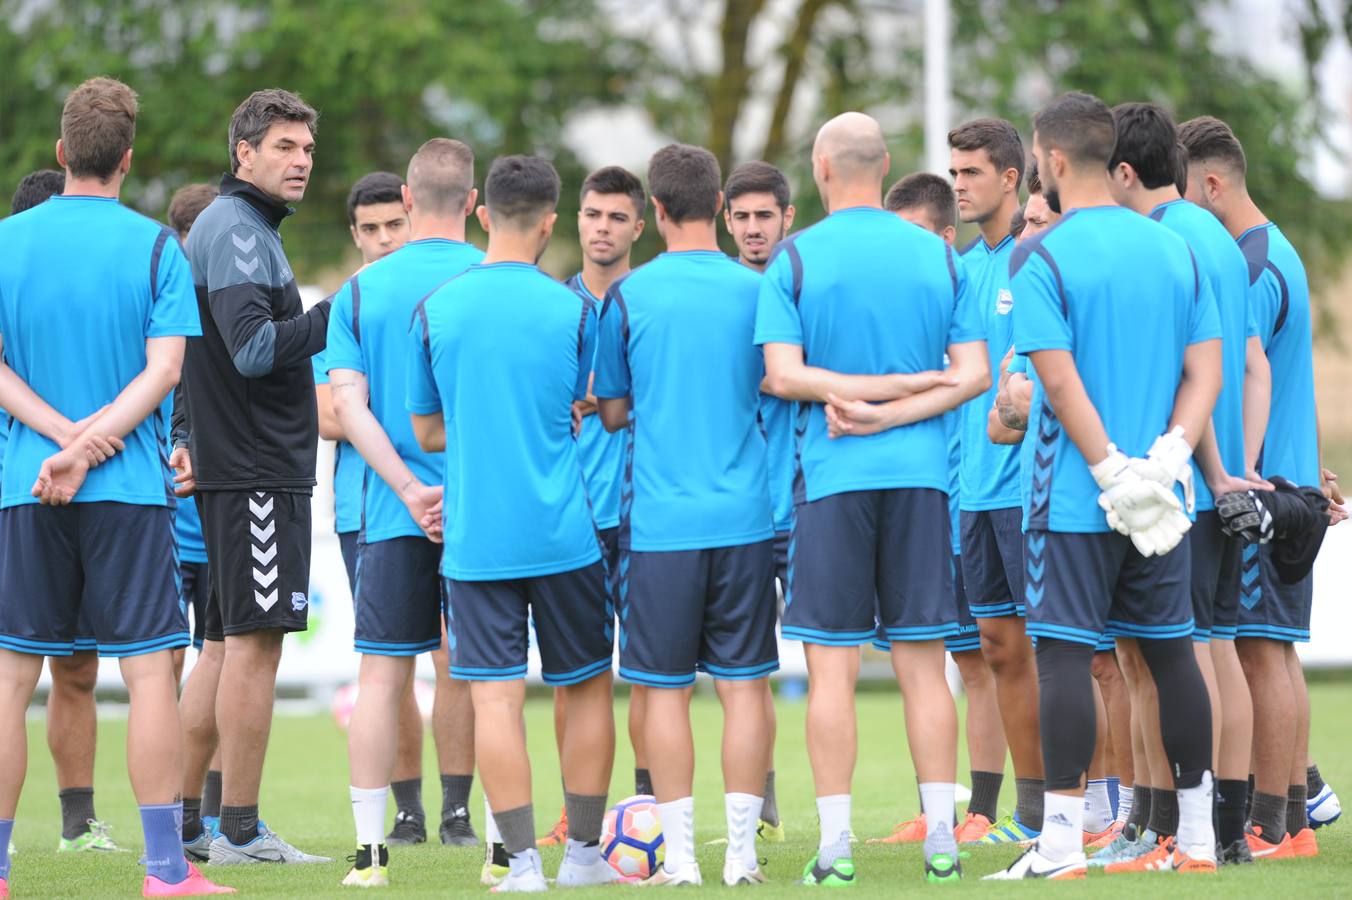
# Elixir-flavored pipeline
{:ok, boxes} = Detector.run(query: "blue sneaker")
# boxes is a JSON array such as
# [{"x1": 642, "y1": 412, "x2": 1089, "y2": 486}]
[
  {"x1": 977, "y1": 814, "x2": 1041, "y2": 844},
  {"x1": 1088, "y1": 828, "x2": 1156, "y2": 867}
]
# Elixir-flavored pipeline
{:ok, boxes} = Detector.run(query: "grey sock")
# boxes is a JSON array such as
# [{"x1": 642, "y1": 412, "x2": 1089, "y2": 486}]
[
  {"x1": 220, "y1": 804, "x2": 259, "y2": 846},
  {"x1": 493, "y1": 803, "x2": 537, "y2": 856},
  {"x1": 182, "y1": 797, "x2": 203, "y2": 842},
  {"x1": 1307, "y1": 764, "x2": 1325, "y2": 797},
  {"x1": 441, "y1": 773, "x2": 473, "y2": 821},
  {"x1": 391, "y1": 778, "x2": 425, "y2": 822},
  {"x1": 1149, "y1": 787, "x2": 1177, "y2": 838},
  {"x1": 1014, "y1": 778, "x2": 1044, "y2": 831},
  {"x1": 968, "y1": 770, "x2": 1003, "y2": 822},
  {"x1": 634, "y1": 768, "x2": 653, "y2": 796},
  {"x1": 1249, "y1": 790, "x2": 1286, "y2": 842},
  {"x1": 202, "y1": 769, "x2": 223, "y2": 819},
  {"x1": 58, "y1": 787, "x2": 95, "y2": 841},
  {"x1": 923, "y1": 820, "x2": 958, "y2": 860},
  {"x1": 1286, "y1": 784, "x2": 1307, "y2": 838},
  {"x1": 761, "y1": 770, "x2": 779, "y2": 827},
  {"x1": 818, "y1": 831, "x2": 851, "y2": 868},
  {"x1": 564, "y1": 792, "x2": 607, "y2": 844}
]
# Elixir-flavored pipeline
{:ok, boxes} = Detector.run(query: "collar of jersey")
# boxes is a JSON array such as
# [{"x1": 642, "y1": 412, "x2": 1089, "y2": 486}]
[
  {"x1": 981, "y1": 232, "x2": 1015, "y2": 255},
  {"x1": 1235, "y1": 221, "x2": 1274, "y2": 243},
  {"x1": 218, "y1": 172, "x2": 293, "y2": 229},
  {"x1": 1148, "y1": 197, "x2": 1188, "y2": 218}
]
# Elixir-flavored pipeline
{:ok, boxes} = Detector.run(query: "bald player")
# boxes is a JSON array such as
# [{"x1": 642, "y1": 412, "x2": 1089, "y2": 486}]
[{"x1": 758, "y1": 112, "x2": 989, "y2": 885}]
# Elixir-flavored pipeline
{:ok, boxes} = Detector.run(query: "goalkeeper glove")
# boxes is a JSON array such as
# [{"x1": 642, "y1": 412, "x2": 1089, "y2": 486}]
[
  {"x1": 1216, "y1": 488, "x2": 1274, "y2": 544},
  {"x1": 1128, "y1": 426, "x2": 1196, "y2": 513},
  {"x1": 1091, "y1": 444, "x2": 1192, "y2": 556}
]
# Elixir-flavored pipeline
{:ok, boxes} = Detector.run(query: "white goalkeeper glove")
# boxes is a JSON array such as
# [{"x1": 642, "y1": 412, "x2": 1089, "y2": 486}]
[
  {"x1": 1128, "y1": 425, "x2": 1196, "y2": 514},
  {"x1": 1091, "y1": 444, "x2": 1192, "y2": 556}
]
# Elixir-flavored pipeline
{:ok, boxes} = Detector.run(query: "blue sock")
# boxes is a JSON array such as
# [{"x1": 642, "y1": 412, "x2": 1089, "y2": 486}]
[
  {"x1": 141, "y1": 803, "x2": 189, "y2": 884},
  {"x1": 1107, "y1": 776, "x2": 1121, "y2": 819},
  {"x1": 0, "y1": 818, "x2": 12, "y2": 880}
]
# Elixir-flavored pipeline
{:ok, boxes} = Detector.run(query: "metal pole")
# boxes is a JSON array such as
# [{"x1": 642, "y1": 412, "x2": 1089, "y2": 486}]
[{"x1": 923, "y1": 0, "x2": 951, "y2": 176}]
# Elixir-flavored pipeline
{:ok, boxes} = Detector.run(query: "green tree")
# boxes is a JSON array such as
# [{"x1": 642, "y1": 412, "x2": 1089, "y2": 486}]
[{"x1": 0, "y1": 0, "x2": 647, "y2": 279}]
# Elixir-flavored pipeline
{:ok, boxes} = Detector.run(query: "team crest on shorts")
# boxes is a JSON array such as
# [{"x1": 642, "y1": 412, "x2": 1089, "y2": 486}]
[
  {"x1": 996, "y1": 288, "x2": 1014, "y2": 315},
  {"x1": 291, "y1": 592, "x2": 309, "y2": 611}
]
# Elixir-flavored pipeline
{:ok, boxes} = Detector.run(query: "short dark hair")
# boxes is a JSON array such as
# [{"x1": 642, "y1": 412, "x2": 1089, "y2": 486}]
[
  {"x1": 1174, "y1": 142, "x2": 1190, "y2": 195},
  {"x1": 1178, "y1": 115, "x2": 1247, "y2": 176},
  {"x1": 948, "y1": 118, "x2": 1025, "y2": 189},
  {"x1": 1033, "y1": 91, "x2": 1117, "y2": 168},
  {"x1": 1109, "y1": 102, "x2": 1179, "y2": 190},
  {"x1": 11, "y1": 169, "x2": 65, "y2": 214},
  {"x1": 60, "y1": 77, "x2": 137, "y2": 181},
  {"x1": 484, "y1": 155, "x2": 560, "y2": 227},
  {"x1": 580, "y1": 165, "x2": 646, "y2": 217},
  {"x1": 1026, "y1": 161, "x2": 1042, "y2": 195},
  {"x1": 883, "y1": 172, "x2": 956, "y2": 232},
  {"x1": 228, "y1": 88, "x2": 318, "y2": 174},
  {"x1": 167, "y1": 183, "x2": 219, "y2": 236},
  {"x1": 407, "y1": 138, "x2": 475, "y2": 216},
  {"x1": 346, "y1": 171, "x2": 405, "y2": 225},
  {"x1": 1009, "y1": 205, "x2": 1026, "y2": 239},
  {"x1": 724, "y1": 161, "x2": 790, "y2": 210},
  {"x1": 648, "y1": 143, "x2": 721, "y2": 224}
]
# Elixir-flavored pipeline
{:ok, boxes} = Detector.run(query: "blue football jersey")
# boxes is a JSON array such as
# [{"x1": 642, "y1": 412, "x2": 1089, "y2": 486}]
[
  {"x1": 593, "y1": 251, "x2": 773, "y2": 551},
  {"x1": 1012, "y1": 205, "x2": 1221, "y2": 533},
  {"x1": 312, "y1": 348, "x2": 363, "y2": 534},
  {"x1": 1151, "y1": 199, "x2": 1251, "y2": 511},
  {"x1": 1238, "y1": 223, "x2": 1319, "y2": 487},
  {"x1": 566, "y1": 273, "x2": 626, "y2": 531},
  {"x1": 754, "y1": 206, "x2": 983, "y2": 501},
  {"x1": 407, "y1": 262, "x2": 599, "y2": 579},
  {"x1": 327, "y1": 238, "x2": 483, "y2": 544},
  {"x1": 760, "y1": 393, "x2": 795, "y2": 534},
  {"x1": 958, "y1": 234, "x2": 1022, "y2": 511},
  {"x1": 945, "y1": 408, "x2": 961, "y2": 555},
  {"x1": 0, "y1": 196, "x2": 201, "y2": 508}
]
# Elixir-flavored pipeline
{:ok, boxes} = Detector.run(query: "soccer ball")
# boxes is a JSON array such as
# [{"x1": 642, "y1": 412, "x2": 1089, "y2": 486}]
[{"x1": 601, "y1": 794, "x2": 664, "y2": 879}]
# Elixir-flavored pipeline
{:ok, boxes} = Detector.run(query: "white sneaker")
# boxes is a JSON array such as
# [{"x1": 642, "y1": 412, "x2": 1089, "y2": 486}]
[
  {"x1": 722, "y1": 857, "x2": 767, "y2": 886},
  {"x1": 1309, "y1": 782, "x2": 1342, "y2": 828},
  {"x1": 557, "y1": 855, "x2": 632, "y2": 887},
  {"x1": 641, "y1": 862, "x2": 703, "y2": 886},
  {"x1": 983, "y1": 845, "x2": 1087, "y2": 881},
  {"x1": 208, "y1": 826, "x2": 331, "y2": 865},
  {"x1": 492, "y1": 849, "x2": 548, "y2": 894}
]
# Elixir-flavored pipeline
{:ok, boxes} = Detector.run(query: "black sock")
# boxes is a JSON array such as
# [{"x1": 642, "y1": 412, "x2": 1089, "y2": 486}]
[
  {"x1": 391, "y1": 778, "x2": 425, "y2": 822},
  {"x1": 202, "y1": 769, "x2": 223, "y2": 819},
  {"x1": 634, "y1": 768, "x2": 653, "y2": 797},
  {"x1": 968, "y1": 771, "x2": 1003, "y2": 822},
  {"x1": 1245, "y1": 774, "x2": 1255, "y2": 820},
  {"x1": 1127, "y1": 784, "x2": 1152, "y2": 839},
  {"x1": 1249, "y1": 791, "x2": 1286, "y2": 843},
  {"x1": 1216, "y1": 779, "x2": 1248, "y2": 848},
  {"x1": 1307, "y1": 764, "x2": 1325, "y2": 797},
  {"x1": 1148, "y1": 787, "x2": 1178, "y2": 838},
  {"x1": 1286, "y1": 784, "x2": 1307, "y2": 837},
  {"x1": 220, "y1": 804, "x2": 260, "y2": 846},
  {"x1": 182, "y1": 797, "x2": 203, "y2": 842},
  {"x1": 58, "y1": 787, "x2": 96, "y2": 841},
  {"x1": 761, "y1": 770, "x2": 779, "y2": 827},
  {"x1": 441, "y1": 774, "x2": 473, "y2": 821}
]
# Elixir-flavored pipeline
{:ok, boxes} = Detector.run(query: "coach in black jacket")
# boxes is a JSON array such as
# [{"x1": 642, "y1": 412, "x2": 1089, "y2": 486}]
[{"x1": 173, "y1": 88, "x2": 331, "y2": 864}]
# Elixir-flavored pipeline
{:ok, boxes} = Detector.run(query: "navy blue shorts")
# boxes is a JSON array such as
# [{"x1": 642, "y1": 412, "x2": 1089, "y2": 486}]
[
  {"x1": 773, "y1": 530, "x2": 789, "y2": 589},
  {"x1": 960, "y1": 507, "x2": 1026, "y2": 618},
  {"x1": 354, "y1": 537, "x2": 444, "y2": 656},
  {"x1": 182, "y1": 561, "x2": 210, "y2": 649},
  {"x1": 785, "y1": 489, "x2": 957, "y2": 645},
  {"x1": 873, "y1": 555, "x2": 978, "y2": 654},
  {"x1": 1023, "y1": 529, "x2": 1193, "y2": 647},
  {"x1": 618, "y1": 541, "x2": 778, "y2": 688},
  {"x1": 1188, "y1": 511, "x2": 1242, "y2": 643},
  {"x1": 445, "y1": 561, "x2": 612, "y2": 686},
  {"x1": 74, "y1": 608, "x2": 97, "y2": 654},
  {"x1": 1235, "y1": 542, "x2": 1312, "y2": 643},
  {"x1": 338, "y1": 530, "x2": 359, "y2": 596},
  {"x1": 0, "y1": 503, "x2": 189, "y2": 657}
]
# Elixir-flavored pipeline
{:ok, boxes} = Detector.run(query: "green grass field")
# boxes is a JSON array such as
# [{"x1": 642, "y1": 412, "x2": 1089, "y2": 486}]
[{"x1": 10, "y1": 679, "x2": 1352, "y2": 897}]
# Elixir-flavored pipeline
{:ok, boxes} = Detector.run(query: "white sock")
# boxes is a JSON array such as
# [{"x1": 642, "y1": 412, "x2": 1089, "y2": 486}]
[
  {"x1": 724, "y1": 793, "x2": 763, "y2": 870},
  {"x1": 485, "y1": 798, "x2": 502, "y2": 844},
  {"x1": 1038, "y1": 792, "x2": 1084, "y2": 861},
  {"x1": 564, "y1": 837, "x2": 600, "y2": 867},
  {"x1": 1176, "y1": 771, "x2": 1216, "y2": 857},
  {"x1": 919, "y1": 782, "x2": 957, "y2": 856},
  {"x1": 815, "y1": 794, "x2": 851, "y2": 856},
  {"x1": 1084, "y1": 779, "x2": 1113, "y2": 832},
  {"x1": 655, "y1": 797, "x2": 694, "y2": 874},
  {"x1": 1114, "y1": 785, "x2": 1134, "y2": 826},
  {"x1": 350, "y1": 785, "x2": 389, "y2": 847}
]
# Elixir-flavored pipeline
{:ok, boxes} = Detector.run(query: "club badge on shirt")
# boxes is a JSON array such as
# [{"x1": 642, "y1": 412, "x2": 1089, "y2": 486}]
[{"x1": 996, "y1": 288, "x2": 1014, "y2": 315}]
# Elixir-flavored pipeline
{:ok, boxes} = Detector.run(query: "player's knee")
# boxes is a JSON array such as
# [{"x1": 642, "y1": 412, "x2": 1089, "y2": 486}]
[
  {"x1": 1090, "y1": 650, "x2": 1123, "y2": 686},
  {"x1": 953, "y1": 648, "x2": 994, "y2": 689},
  {"x1": 1136, "y1": 635, "x2": 1199, "y2": 681},
  {"x1": 50, "y1": 651, "x2": 99, "y2": 694}
]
